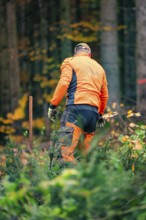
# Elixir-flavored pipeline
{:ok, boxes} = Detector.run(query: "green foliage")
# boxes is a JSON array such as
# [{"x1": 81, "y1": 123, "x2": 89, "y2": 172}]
[
  {"x1": 3, "y1": 140, "x2": 23, "y2": 181},
  {"x1": 0, "y1": 124, "x2": 146, "y2": 220},
  {"x1": 118, "y1": 125, "x2": 146, "y2": 173}
]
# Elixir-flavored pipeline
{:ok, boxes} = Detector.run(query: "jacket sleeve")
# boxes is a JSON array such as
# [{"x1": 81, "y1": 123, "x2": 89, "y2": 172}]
[
  {"x1": 50, "y1": 58, "x2": 73, "y2": 106},
  {"x1": 99, "y1": 72, "x2": 109, "y2": 114}
]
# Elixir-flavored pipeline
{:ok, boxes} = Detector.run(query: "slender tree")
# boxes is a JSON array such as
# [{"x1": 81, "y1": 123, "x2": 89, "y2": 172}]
[
  {"x1": 48, "y1": 0, "x2": 60, "y2": 63},
  {"x1": 0, "y1": 1, "x2": 10, "y2": 115},
  {"x1": 100, "y1": 0, "x2": 120, "y2": 106},
  {"x1": 136, "y1": 0, "x2": 146, "y2": 114},
  {"x1": 17, "y1": 0, "x2": 30, "y2": 91},
  {"x1": 6, "y1": 0, "x2": 20, "y2": 112},
  {"x1": 60, "y1": 0, "x2": 72, "y2": 61},
  {"x1": 123, "y1": 0, "x2": 136, "y2": 106},
  {"x1": 39, "y1": 0, "x2": 48, "y2": 74}
]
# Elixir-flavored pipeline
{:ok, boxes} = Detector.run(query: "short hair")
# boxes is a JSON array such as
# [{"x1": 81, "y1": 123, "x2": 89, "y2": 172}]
[{"x1": 74, "y1": 43, "x2": 91, "y2": 55}]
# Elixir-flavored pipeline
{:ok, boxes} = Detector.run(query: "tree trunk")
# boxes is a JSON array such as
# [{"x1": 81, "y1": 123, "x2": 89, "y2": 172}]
[
  {"x1": 136, "y1": 0, "x2": 146, "y2": 114},
  {"x1": 39, "y1": 0, "x2": 48, "y2": 74},
  {"x1": 48, "y1": 0, "x2": 60, "y2": 64},
  {"x1": 6, "y1": 0, "x2": 20, "y2": 112},
  {"x1": 100, "y1": 0, "x2": 120, "y2": 106},
  {"x1": 60, "y1": 0, "x2": 72, "y2": 61},
  {"x1": 17, "y1": 0, "x2": 29, "y2": 90},
  {"x1": 123, "y1": 0, "x2": 136, "y2": 106},
  {"x1": 0, "y1": 1, "x2": 10, "y2": 116}
]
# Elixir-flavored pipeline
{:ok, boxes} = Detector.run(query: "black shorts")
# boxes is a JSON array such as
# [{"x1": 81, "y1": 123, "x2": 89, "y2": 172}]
[{"x1": 60, "y1": 104, "x2": 98, "y2": 133}]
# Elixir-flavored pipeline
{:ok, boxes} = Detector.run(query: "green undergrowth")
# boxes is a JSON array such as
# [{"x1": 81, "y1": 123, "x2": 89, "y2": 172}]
[{"x1": 0, "y1": 123, "x2": 146, "y2": 220}]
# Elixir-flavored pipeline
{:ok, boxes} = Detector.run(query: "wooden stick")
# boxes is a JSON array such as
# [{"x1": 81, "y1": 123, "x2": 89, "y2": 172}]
[{"x1": 29, "y1": 96, "x2": 33, "y2": 149}]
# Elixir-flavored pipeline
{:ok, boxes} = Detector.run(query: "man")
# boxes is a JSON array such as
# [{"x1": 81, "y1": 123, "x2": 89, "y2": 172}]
[{"x1": 48, "y1": 43, "x2": 108, "y2": 162}]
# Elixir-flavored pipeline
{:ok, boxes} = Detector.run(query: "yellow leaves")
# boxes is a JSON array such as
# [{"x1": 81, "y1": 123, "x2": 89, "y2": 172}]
[
  {"x1": 135, "y1": 112, "x2": 141, "y2": 117},
  {"x1": 61, "y1": 32, "x2": 97, "y2": 43},
  {"x1": 0, "y1": 94, "x2": 28, "y2": 135},
  {"x1": 120, "y1": 134, "x2": 143, "y2": 150},
  {"x1": 34, "y1": 74, "x2": 58, "y2": 89},
  {"x1": 112, "y1": 102, "x2": 117, "y2": 109},
  {"x1": 70, "y1": 21, "x2": 100, "y2": 32},
  {"x1": 40, "y1": 81, "x2": 50, "y2": 88},
  {"x1": 0, "y1": 117, "x2": 12, "y2": 124},
  {"x1": 129, "y1": 123, "x2": 139, "y2": 128},
  {"x1": 103, "y1": 111, "x2": 118, "y2": 120},
  {"x1": 127, "y1": 110, "x2": 134, "y2": 118},
  {"x1": 111, "y1": 130, "x2": 119, "y2": 137},
  {"x1": 22, "y1": 121, "x2": 29, "y2": 129},
  {"x1": 58, "y1": 21, "x2": 99, "y2": 42},
  {"x1": 48, "y1": 79, "x2": 58, "y2": 87},
  {"x1": 101, "y1": 25, "x2": 126, "y2": 31},
  {"x1": 28, "y1": 48, "x2": 49, "y2": 62},
  {"x1": 22, "y1": 118, "x2": 45, "y2": 130},
  {"x1": 131, "y1": 140, "x2": 143, "y2": 151},
  {"x1": 33, "y1": 118, "x2": 45, "y2": 129},
  {"x1": 7, "y1": 94, "x2": 28, "y2": 121},
  {"x1": 121, "y1": 135, "x2": 129, "y2": 143},
  {"x1": 21, "y1": 94, "x2": 28, "y2": 106},
  {"x1": 127, "y1": 110, "x2": 141, "y2": 118},
  {"x1": 12, "y1": 108, "x2": 25, "y2": 120},
  {"x1": 102, "y1": 26, "x2": 114, "y2": 31},
  {"x1": 0, "y1": 125, "x2": 16, "y2": 134}
]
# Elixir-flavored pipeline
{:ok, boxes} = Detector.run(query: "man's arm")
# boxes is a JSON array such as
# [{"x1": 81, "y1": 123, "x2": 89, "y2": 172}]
[
  {"x1": 99, "y1": 73, "x2": 109, "y2": 114},
  {"x1": 50, "y1": 58, "x2": 73, "y2": 107}
]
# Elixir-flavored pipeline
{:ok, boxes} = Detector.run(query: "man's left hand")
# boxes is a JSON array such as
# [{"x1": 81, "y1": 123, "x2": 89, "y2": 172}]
[{"x1": 97, "y1": 114, "x2": 105, "y2": 127}]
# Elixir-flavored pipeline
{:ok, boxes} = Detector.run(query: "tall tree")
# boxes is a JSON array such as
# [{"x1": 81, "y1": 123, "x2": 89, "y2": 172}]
[
  {"x1": 48, "y1": 0, "x2": 60, "y2": 63},
  {"x1": 6, "y1": 0, "x2": 20, "y2": 112},
  {"x1": 39, "y1": 0, "x2": 48, "y2": 74},
  {"x1": 0, "y1": 1, "x2": 10, "y2": 116},
  {"x1": 17, "y1": 0, "x2": 30, "y2": 92},
  {"x1": 136, "y1": 0, "x2": 146, "y2": 114},
  {"x1": 100, "y1": 0, "x2": 120, "y2": 106},
  {"x1": 122, "y1": 0, "x2": 136, "y2": 106},
  {"x1": 60, "y1": 0, "x2": 72, "y2": 61}
]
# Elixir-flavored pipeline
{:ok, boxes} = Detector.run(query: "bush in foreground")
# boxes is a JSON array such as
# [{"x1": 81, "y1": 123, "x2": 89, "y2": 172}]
[{"x1": 0, "y1": 124, "x2": 146, "y2": 220}]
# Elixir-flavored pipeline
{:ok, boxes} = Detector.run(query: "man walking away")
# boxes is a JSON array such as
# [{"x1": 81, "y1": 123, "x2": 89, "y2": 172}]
[{"x1": 48, "y1": 43, "x2": 109, "y2": 163}]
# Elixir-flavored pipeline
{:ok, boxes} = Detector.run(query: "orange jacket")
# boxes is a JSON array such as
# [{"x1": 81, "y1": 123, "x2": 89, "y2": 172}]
[{"x1": 51, "y1": 52, "x2": 108, "y2": 114}]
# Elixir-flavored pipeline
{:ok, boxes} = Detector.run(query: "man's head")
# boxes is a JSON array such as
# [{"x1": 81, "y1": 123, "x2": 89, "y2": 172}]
[{"x1": 74, "y1": 43, "x2": 91, "y2": 57}]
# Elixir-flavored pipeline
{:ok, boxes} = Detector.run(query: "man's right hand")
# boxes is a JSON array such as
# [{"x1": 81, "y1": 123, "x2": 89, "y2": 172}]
[{"x1": 48, "y1": 104, "x2": 57, "y2": 122}]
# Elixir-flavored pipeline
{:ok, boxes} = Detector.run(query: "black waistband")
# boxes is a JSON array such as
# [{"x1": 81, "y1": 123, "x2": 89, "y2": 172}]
[{"x1": 66, "y1": 104, "x2": 98, "y2": 113}]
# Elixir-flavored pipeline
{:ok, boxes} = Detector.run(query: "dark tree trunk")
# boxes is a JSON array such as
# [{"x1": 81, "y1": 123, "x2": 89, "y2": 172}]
[
  {"x1": 6, "y1": 0, "x2": 20, "y2": 112},
  {"x1": 136, "y1": 0, "x2": 146, "y2": 114},
  {"x1": 100, "y1": 0, "x2": 120, "y2": 106},
  {"x1": 0, "y1": 1, "x2": 10, "y2": 115},
  {"x1": 123, "y1": 0, "x2": 136, "y2": 106}
]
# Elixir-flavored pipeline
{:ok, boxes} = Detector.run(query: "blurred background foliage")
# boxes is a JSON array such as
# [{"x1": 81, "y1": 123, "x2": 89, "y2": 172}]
[{"x1": 0, "y1": 0, "x2": 146, "y2": 144}]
